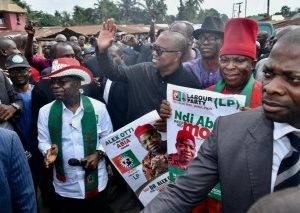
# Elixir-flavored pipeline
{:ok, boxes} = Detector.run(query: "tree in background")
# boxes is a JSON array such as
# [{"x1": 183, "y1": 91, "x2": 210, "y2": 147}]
[
  {"x1": 143, "y1": 0, "x2": 168, "y2": 23},
  {"x1": 176, "y1": 0, "x2": 203, "y2": 22},
  {"x1": 94, "y1": 0, "x2": 120, "y2": 22},
  {"x1": 197, "y1": 8, "x2": 220, "y2": 23}
]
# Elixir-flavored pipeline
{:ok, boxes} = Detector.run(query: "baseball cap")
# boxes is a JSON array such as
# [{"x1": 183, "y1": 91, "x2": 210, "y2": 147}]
[{"x1": 6, "y1": 54, "x2": 30, "y2": 70}]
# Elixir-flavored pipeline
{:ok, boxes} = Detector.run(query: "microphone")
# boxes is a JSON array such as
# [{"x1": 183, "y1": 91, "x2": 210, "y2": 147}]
[{"x1": 68, "y1": 158, "x2": 86, "y2": 167}]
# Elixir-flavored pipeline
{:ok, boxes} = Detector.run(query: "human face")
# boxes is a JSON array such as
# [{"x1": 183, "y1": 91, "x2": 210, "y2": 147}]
[
  {"x1": 78, "y1": 36, "x2": 85, "y2": 47},
  {"x1": 139, "y1": 131, "x2": 162, "y2": 154},
  {"x1": 50, "y1": 76, "x2": 80, "y2": 101},
  {"x1": 8, "y1": 67, "x2": 30, "y2": 86},
  {"x1": 262, "y1": 43, "x2": 300, "y2": 126},
  {"x1": 176, "y1": 139, "x2": 196, "y2": 165},
  {"x1": 152, "y1": 34, "x2": 181, "y2": 71},
  {"x1": 219, "y1": 55, "x2": 254, "y2": 90},
  {"x1": 32, "y1": 37, "x2": 39, "y2": 54},
  {"x1": 197, "y1": 33, "x2": 222, "y2": 59},
  {"x1": 42, "y1": 42, "x2": 51, "y2": 59}
]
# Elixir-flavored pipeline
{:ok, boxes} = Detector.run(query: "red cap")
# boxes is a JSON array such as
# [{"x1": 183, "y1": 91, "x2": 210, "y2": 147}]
[
  {"x1": 176, "y1": 130, "x2": 195, "y2": 145},
  {"x1": 134, "y1": 124, "x2": 155, "y2": 139},
  {"x1": 220, "y1": 18, "x2": 258, "y2": 60}
]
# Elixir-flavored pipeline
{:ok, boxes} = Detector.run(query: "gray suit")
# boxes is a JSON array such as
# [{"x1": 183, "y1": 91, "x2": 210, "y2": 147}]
[{"x1": 142, "y1": 108, "x2": 274, "y2": 213}]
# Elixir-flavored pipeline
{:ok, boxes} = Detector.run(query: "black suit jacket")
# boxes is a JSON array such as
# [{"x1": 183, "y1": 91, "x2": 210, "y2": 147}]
[{"x1": 142, "y1": 108, "x2": 274, "y2": 213}]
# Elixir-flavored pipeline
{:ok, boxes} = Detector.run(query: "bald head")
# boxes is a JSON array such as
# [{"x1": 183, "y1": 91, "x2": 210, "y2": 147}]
[
  {"x1": 55, "y1": 34, "x2": 67, "y2": 42},
  {"x1": 51, "y1": 42, "x2": 74, "y2": 59},
  {"x1": 170, "y1": 21, "x2": 194, "y2": 45},
  {"x1": 272, "y1": 28, "x2": 300, "y2": 52},
  {"x1": 0, "y1": 38, "x2": 20, "y2": 66},
  {"x1": 159, "y1": 30, "x2": 188, "y2": 55}
]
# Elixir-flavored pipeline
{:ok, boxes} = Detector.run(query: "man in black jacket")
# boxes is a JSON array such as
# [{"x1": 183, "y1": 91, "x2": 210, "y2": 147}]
[{"x1": 97, "y1": 19, "x2": 201, "y2": 122}]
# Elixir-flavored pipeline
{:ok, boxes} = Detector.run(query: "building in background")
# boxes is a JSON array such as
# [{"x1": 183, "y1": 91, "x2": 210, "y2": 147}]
[{"x1": 0, "y1": 0, "x2": 27, "y2": 31}]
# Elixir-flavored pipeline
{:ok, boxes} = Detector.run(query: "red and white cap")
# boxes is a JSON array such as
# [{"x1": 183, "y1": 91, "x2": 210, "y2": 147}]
[{"x1": 44, "y1": 58, "x2": 93, "y2": 85}]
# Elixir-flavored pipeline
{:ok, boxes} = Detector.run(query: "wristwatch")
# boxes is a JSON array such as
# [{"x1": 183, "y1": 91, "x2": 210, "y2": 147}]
[{"x1": 11, "y1": 103, "x2": 21, "y2": 111}]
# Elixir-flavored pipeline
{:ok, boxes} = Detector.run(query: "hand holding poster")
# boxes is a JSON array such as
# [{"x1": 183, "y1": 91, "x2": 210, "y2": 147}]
[
  {"x1": 167, "y1": 84, "x2": 246, "y2": 200},
  {"x1": 100, "y1": 110, "x2": 169, "y2": 206}
]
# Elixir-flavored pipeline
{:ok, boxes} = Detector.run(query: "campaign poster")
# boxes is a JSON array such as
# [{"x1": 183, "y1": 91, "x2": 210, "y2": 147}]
[
  {"x1": 167, "y1": 84, "x2": 246, "y2": 200},
  {"x1": 100, "y1": 110, "x2": 169, "y2": 206}
]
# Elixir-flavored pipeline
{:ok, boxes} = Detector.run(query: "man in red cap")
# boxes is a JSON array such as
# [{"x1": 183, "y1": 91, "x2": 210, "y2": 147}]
[
  {"x1": 135, "y1": 124, "x2": 167, "y2": 180},
  {"x1": 169, "y1": 130, "x2": 196, "y2": 170}
]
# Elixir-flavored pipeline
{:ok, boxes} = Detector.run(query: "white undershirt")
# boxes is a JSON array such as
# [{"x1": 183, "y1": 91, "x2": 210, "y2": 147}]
[{"x1": 271, "y1": 122, "x2": 300, "y2": 191}]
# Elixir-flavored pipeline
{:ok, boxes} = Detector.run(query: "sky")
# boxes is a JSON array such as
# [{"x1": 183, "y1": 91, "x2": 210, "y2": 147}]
[{"x1": 24, "y1": 0, "x2": 299, "y2": 18}]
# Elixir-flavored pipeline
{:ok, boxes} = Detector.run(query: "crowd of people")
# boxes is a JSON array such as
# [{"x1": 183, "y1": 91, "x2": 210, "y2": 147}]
[{"x1": 0, "y1": 15, "x2": 299, "y2": 213}]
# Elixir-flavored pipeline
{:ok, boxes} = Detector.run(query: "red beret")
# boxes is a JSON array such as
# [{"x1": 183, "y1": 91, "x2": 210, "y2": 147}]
[
  {"x1": 176, "y1": 130, "x2": 195, "y2": 145},
  {"x1": 220, "y1": 18, "x2": 258, "y2": 60},
  {"x1": 134, "y1": 124, "x2": 155, "y2": 139}
]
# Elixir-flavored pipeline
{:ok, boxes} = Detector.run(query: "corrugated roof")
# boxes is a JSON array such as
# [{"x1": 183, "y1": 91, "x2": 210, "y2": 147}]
[
  {"x1": 0, "y1": 24, "x2": 169, "y2": 39},
  {"x1": 272, "y1": 18, "x2": 300, "y2": 29},
  {"x1": 0, "y1": 0, "x2": 27, "y2": 13}
]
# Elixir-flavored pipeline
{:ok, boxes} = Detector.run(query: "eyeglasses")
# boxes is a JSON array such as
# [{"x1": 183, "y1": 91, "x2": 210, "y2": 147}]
[
  {"x1": 219, "y1": 56, "x2": 251, "y2": 66},
  {"x1": 198, "y1": 34, "x2": 221, "y2": 43},
  {"x1": 150, "y1": 44, "x2": 179, "y2": 56}
]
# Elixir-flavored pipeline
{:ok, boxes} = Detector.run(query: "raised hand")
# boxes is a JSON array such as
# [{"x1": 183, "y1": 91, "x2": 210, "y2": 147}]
[
  {"x1": 25, "y1": 21, "x2": 36, "y2": 36},
  {"x1": 97, "y1": 19, "x2": 117, "y2": 53},
  {"x1": 44, "y1": 144, "x2": 58, "y2": 168}
]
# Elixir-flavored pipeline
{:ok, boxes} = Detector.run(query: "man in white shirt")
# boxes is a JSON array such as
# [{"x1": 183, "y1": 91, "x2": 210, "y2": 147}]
[
  {"x1": 142, "y1": 27, "x2": 300, "y2": 213},
  {"x1": 38, "y1": 57, "x2": 113, "y2": 212}
]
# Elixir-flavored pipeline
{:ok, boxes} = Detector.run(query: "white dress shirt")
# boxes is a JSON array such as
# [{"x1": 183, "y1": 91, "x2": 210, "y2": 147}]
[
  {"x1": 271, "y1": 122, "x2": 300, "y2": 191},
  {"x1": 38, "y1": 97, "x2": 113, "y2": 199}
]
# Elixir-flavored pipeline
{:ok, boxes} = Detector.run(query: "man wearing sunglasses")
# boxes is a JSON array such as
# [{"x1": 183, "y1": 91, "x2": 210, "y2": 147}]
[{"x1": 97, "y1": 19, "x2": 200, "y2": 123}]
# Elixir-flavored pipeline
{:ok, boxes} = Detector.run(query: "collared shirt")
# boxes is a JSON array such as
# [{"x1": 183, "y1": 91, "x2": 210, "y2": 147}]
[
  {"x1": 272, "y1": 122, "x2": 300, "y2": 191},
  {"x1": 183, "y1": 58, "x2": 222, "y2": 89},
  {"x1": 38, "y1": 97, "x2": 113, "y2": 199}
]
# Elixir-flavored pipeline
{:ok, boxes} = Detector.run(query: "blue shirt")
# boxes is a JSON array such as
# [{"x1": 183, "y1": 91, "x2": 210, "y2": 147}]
[
  {"x1": 15, "y1": 85, "x2": 33, "y2": 152},
  {"x1": 183, "y1": 58, "x2": 222, "y2": 89}
]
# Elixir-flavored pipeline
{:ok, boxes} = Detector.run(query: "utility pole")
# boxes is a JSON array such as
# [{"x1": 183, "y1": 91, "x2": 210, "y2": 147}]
[
  {"x1": 235, "y1": 2, "x2": 243, "y2": 18},
  {"x1": 245, "y1": 0, "x2": 247, "y2": 17},
  {"x1": 267, "y1": 0, "x2": 270, "y2": 17}
]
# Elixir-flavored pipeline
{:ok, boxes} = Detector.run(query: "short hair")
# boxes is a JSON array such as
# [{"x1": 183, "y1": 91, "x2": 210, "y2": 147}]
[
  {"x1": 12, "y1": 35, "x2": 27, "y2": 51},
  {"x1": 276, "y1": 27, "x2": 300, "y2": 45},
  {"x1": 170, "y1": 21, "x2": 194, "y2": 44},
  {"x1": 247, "y1": 187, "x2": 300, "y2": 213},
  {"x1": 55, "y1": 34, "x2": 67, "y2": 42},
  {"x1": 50, "y1": 42, "x2": 74, "y2": 59},
  {"x1": 160, "y1": 30, "x2": 188, "y2": 54},
  {"x1": 0, "y1": 37, "x2": 15, "y2": 50}
]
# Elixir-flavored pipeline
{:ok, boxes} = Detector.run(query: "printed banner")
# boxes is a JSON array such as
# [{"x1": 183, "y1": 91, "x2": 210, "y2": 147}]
[
  {"x1": 167, "y1": 84, "x2": 246, "y2": 200},
  {"x1": 101, "y1": 111, "x2": 169, "y2": 206}
]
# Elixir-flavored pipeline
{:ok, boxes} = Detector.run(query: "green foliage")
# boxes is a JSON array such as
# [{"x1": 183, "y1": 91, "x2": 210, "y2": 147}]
[
  {"x1": 281, "y1": 5, "x2": 291, "y2": 19},
  {"x1": 12, "y1": 0, "x2": 207, "y2": 26},
  {"x1": 94, "y1": 0, "x2": 120, "y2": 22},
  {"x1": 176, "y1": 0, "x2": 204, "y2": 22},
  {"x1": 197, "y1": 8, "x2": 220, "y2": 24}
]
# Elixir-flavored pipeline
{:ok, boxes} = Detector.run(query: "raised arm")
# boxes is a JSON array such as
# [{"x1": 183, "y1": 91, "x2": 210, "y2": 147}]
[
  {"x1": 96, "y1": 19, "x2": 132, "y2": 82},
  {"x1": 24, "y1": 22, "x2": 35, "y2": 65}
]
